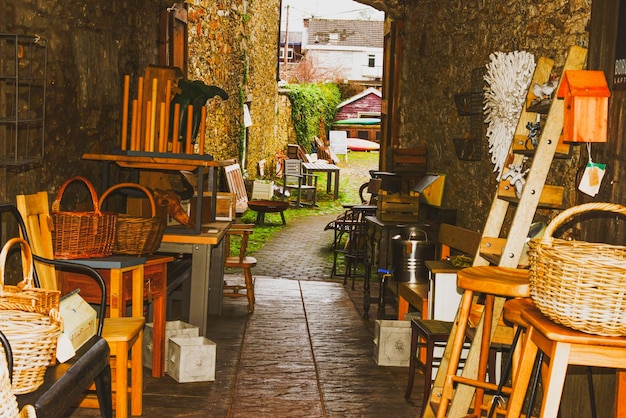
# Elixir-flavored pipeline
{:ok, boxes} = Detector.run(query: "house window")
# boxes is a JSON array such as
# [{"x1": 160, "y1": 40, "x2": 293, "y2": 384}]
[
  {"x1": 329, "y1": 33, "x2": 339, "y2": 42},
  {"x1": 279, "y1": 47, "x2": 294, "y2": 60},
  {"x1": 368, "y1": 55, "x2": 375, "y2": 68}
]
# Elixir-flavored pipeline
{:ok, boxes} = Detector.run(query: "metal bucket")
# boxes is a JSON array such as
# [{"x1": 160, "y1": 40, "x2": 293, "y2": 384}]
[{"x1": 391, "y1": 229, "x2": 436, "y2": 283}]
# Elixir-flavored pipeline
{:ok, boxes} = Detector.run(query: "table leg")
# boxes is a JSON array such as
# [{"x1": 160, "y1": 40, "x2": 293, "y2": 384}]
[
  {"x1": 280, "y1": 211, "x2": 286, "y2": 225},
  {"x1": 109, "y1": 269, "x2": 123, "y2": 318},
  {"x1": 189, "y1": 244, "x2": 211, "y2": 336},
  {"x1": 334, "y1": 169, "x2": 340, "y2": 199},
  {"x1": 151, "y1": 264, "x2": 167, "y2": 378},
  {"x1": 326, "y1": 172, "x2": 332, "y2": 194},
  {"x1": 131, "y1": 266, "x2": 144, "y2": 318}
]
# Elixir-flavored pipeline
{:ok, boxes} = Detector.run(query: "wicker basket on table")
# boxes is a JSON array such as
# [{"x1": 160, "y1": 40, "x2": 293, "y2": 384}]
[
  {"x1": 0, "y1": 238, "x2": 62, "y2": 395},
  {"x1": 528, "y1": 202, "x2": 626, "y2": 336},
  {"x1": 51, "y1": 176, "x2": 117, "y2": 259},
  {"x1": 99, "y1": 182, "x2": 166, "y2": 255}
]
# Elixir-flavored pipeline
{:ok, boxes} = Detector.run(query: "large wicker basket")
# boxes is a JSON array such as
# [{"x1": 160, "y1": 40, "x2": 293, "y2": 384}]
[
  {"x1": 51, "y1": 176, "x2": 117, "y2": 259},
  {"x1": 528, "y1": 202, "x2": 626, "y2": 336},
  {"x1": 0, "y1": 238, "x2": 62, "y2": 395},
  {"x1": 99, "y1": 183, "x2": 166, "y2": 255}
]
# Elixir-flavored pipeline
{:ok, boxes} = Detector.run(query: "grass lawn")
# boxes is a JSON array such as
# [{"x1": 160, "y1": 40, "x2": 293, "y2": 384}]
[{"x1": 238, "y1": 151, "x2": 380, "y2": 255}]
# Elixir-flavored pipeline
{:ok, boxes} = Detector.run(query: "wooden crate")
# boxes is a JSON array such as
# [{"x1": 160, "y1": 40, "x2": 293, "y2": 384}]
[{"x1": 376, "y1": 191, "x2": 420, "y2": 222}]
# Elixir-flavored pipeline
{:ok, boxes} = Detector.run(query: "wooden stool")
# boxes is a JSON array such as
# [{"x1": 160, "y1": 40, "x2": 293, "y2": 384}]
[
  {"x1": 102, "y1": 318, "x2": 145, "y2": 417},
  {"x1": 506, "y1": 306, "x2": 626, "y2": 418},
  {"x1": 436, "y1": 266, "x2": 530, "y2": 418}
]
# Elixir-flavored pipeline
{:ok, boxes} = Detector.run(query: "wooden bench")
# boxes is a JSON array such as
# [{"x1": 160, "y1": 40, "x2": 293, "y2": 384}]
[{"x1": 396, "y1": 223, "x2": 480, "y2": 320}]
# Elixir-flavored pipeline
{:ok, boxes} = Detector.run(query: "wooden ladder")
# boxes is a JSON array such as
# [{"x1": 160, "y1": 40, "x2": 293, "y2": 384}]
[{"x1": 422, "y1": 45, "x2": 588, "y2": 418}]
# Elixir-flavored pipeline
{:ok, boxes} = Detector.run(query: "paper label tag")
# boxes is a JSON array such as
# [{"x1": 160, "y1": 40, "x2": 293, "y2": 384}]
[
  {"x1": 578, "y1": 162, "x2": 606, "y2": 197},
  {"x1": 56, "y1": 333, "x2": 76, "y2": 363}
]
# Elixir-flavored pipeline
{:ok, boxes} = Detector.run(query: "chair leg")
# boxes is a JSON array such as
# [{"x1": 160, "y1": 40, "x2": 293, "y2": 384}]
[
  {"x1": 115, "y1": 342, "x2": 129, "y2": 418},
  {"x1": 130, "y1": 332, "x2": 143, "y2": 416},
  {"x1": 95, "y1": 364, "x2": 113, "y2": 418},
  {"x1": 406, "y1": 322, "x2": 419, "y2": 399},
  {"x1": 244, "y1": 267, "x2": 255, "y2": 313}
]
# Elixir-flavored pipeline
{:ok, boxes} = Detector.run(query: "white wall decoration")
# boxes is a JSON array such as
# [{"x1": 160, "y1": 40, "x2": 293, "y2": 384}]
[{"x1": 483, "y1": 51, "x2": 535, "y2": 179}]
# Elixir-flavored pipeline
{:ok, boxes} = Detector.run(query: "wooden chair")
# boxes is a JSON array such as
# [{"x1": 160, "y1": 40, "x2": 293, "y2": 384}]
[
  {"x1": 15, "y1": 193, "x2": 144, "y2": 418},
  {"x1": 223, "y1": 162, "x2": 249, "y2": 215},
  {"x1": 223, "y1": 224, "x2": 256, "y2": 313},
  {"x1": 0, "y1": 203, "x2": 112, "y2": 418},
  {"x1": 283, "y1": 159, "x2": 317, "y2": 207},
  {"x1": 335, "y1": 209, "x2": 368, "y2": 289}
]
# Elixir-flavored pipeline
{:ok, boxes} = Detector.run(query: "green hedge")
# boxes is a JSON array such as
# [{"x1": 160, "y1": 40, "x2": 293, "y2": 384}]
[{"x1": 284, "y1": 83, "x2": 341, "y2": 152}]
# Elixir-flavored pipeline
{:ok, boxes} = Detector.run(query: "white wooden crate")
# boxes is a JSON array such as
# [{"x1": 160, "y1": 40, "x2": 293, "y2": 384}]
[
  {"x1": 167, "y1": 336, "x2": 216, "y2": 383},
  {"x1": 143, "y1": 320, "x2": 199, "y2": 372},
  {"x1": 374, "y1": 319, "x2": 412, "y2": 367},
  {"x1": 252, "y1": 180, "x2": 274, "y2": 200}
]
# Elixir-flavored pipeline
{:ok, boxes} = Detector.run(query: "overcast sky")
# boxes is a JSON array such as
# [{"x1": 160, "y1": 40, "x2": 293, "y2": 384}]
[{"x1": 280, "y1": 0, "x2": 384, "y2": 32}]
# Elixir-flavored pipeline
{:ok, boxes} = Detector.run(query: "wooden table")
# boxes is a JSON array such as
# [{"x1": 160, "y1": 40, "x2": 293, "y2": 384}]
[
  {"x1": 60, "y1": 254, "x2": 174, "y2": 378},
  {"x1": 158, "y1": 222, "x2": 230, "y2": 335},
  {"x1": 82, "y1": 152, "x2": 221, "y2": 235},
  {"x1": 302, "y1": 161, "x2": 340, "y2": 199}
]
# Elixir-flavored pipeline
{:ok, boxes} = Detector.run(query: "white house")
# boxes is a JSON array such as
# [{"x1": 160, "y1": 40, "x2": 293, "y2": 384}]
[{"x1": 302, "y1": 18, "x2": 383, "y2": 84}]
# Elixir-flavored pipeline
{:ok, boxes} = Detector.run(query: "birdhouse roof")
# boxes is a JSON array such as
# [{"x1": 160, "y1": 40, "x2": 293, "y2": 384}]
[{"x1": 557, "y1": 70, "x2": 610, "y2": 98}]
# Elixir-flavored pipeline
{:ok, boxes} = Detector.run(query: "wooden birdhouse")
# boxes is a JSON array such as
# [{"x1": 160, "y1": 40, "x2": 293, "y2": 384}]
[{"x1": 557, "y1": 70, "x2": 610, "y2": 143}]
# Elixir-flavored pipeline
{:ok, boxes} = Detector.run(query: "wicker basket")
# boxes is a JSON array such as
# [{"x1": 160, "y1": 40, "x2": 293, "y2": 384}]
[
  {"x1": 0, "y1": 331, "x2": 19, "y2": 418},
  {"x1": 99, "y1": 183, "x2": 166, "y2": 255},
  {"x1": 0, "y1": 238, "x2": 62, "y2": 395},
  {"x1": 51, "y1": 176, "x2": 117, "y2": 259},
  {"x1": 0, "y1": 238, "x2": 60, "y2": 315},
  {"x1": 528, "y1": 202, "x2": 626, "y2": 336}
]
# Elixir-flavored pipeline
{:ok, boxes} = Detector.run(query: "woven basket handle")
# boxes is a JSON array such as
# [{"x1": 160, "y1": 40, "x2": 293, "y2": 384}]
[
  {"x1": 0, "y1": 237, "x2": 35, "y2": 291},
  {"x1": 51, "y1": 175, "x2": 101, "y2": 215},
  {"x1": 99, "y1": 182, "x2": 157, "y2": 217},
  {"x1": 543, "y1": 202, "x2": 626, "y2": 242}
]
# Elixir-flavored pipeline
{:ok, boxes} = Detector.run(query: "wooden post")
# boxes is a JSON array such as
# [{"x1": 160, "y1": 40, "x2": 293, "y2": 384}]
[
  {"x1": 172, "y1": 103, "x2": 180, "y2": 153},
  {"x1": 144, "y1": 100, "x2": 152, "y2": 152},
  {"x1": 149, "y1": 78, "x2": 158, "y2": 152},
  {"x1": 121, "y1": 75, "x2": 130, "y2": 150},
  {"x1": 130, "y1": 99, "x2": 138, "y2": 151},
  {"x1": 198, "y1": 105, "x2": 206, "y2": 155},
  {"x1": 136, "y1": 76, "x2": 144, "y2": 151},
  {"x1": 165, "y1": 79, "x2": 172, "y2": 148},
  {"x1": 159, "y1": 102, "x2": 166, "y2": 153},
  {"x1": 185, "y1": 105, "x2": 193, "y2": 154}
]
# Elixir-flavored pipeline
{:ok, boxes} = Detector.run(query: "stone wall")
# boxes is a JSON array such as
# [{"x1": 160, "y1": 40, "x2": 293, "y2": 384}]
[
  {"x1": 187, "y1": 0, "x2": 283, "y2": 178},
  {"x1": 397, "y1": 0, "x2": 591, "y2": 230},
  {"x1": 2, "y1": 0, "x2": 164, "y2": 201},
  {"x1": 1, "y1": 0, "x2": 286, "y2": 203}
]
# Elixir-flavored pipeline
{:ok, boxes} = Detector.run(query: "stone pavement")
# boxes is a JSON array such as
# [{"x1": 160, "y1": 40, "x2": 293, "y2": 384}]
[
  {"x1": 71, "y1": 211, "x2": 420, "y2": 417},
  {"x1": 250, "y1": 212, "x2": 337, "y2": 280}
]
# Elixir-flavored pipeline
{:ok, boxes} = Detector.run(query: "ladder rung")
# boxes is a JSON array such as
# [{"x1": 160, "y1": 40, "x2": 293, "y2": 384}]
[
  {"x1": 512, "y1": 134, "x2": 573, "y2": 157},
  {"x1": 497, "y1": 182, "x2": 565, "y2": 209}
]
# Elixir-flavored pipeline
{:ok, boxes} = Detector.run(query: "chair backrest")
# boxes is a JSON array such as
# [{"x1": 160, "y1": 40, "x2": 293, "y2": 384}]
[
  {"x1": 223, "y1": 163, "x2": 248, "y2": 215},
  {"x1": 437, "y1": 223, "x2": 481, "y2": 260},
  {"x1": 284, "y1": 159, "x2": 302, "y2": 177},
  {"x1": 15, "y1": 192, "x2": 57, "y2": 290},
  {"x1": 225, "y1": 224, "x2": 254, "y2": 264}
]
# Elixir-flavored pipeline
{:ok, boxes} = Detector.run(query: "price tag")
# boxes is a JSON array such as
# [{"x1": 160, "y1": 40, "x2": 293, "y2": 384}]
[{"x1": 578, "y1": 162, "x2": 606, "y2": 197}]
